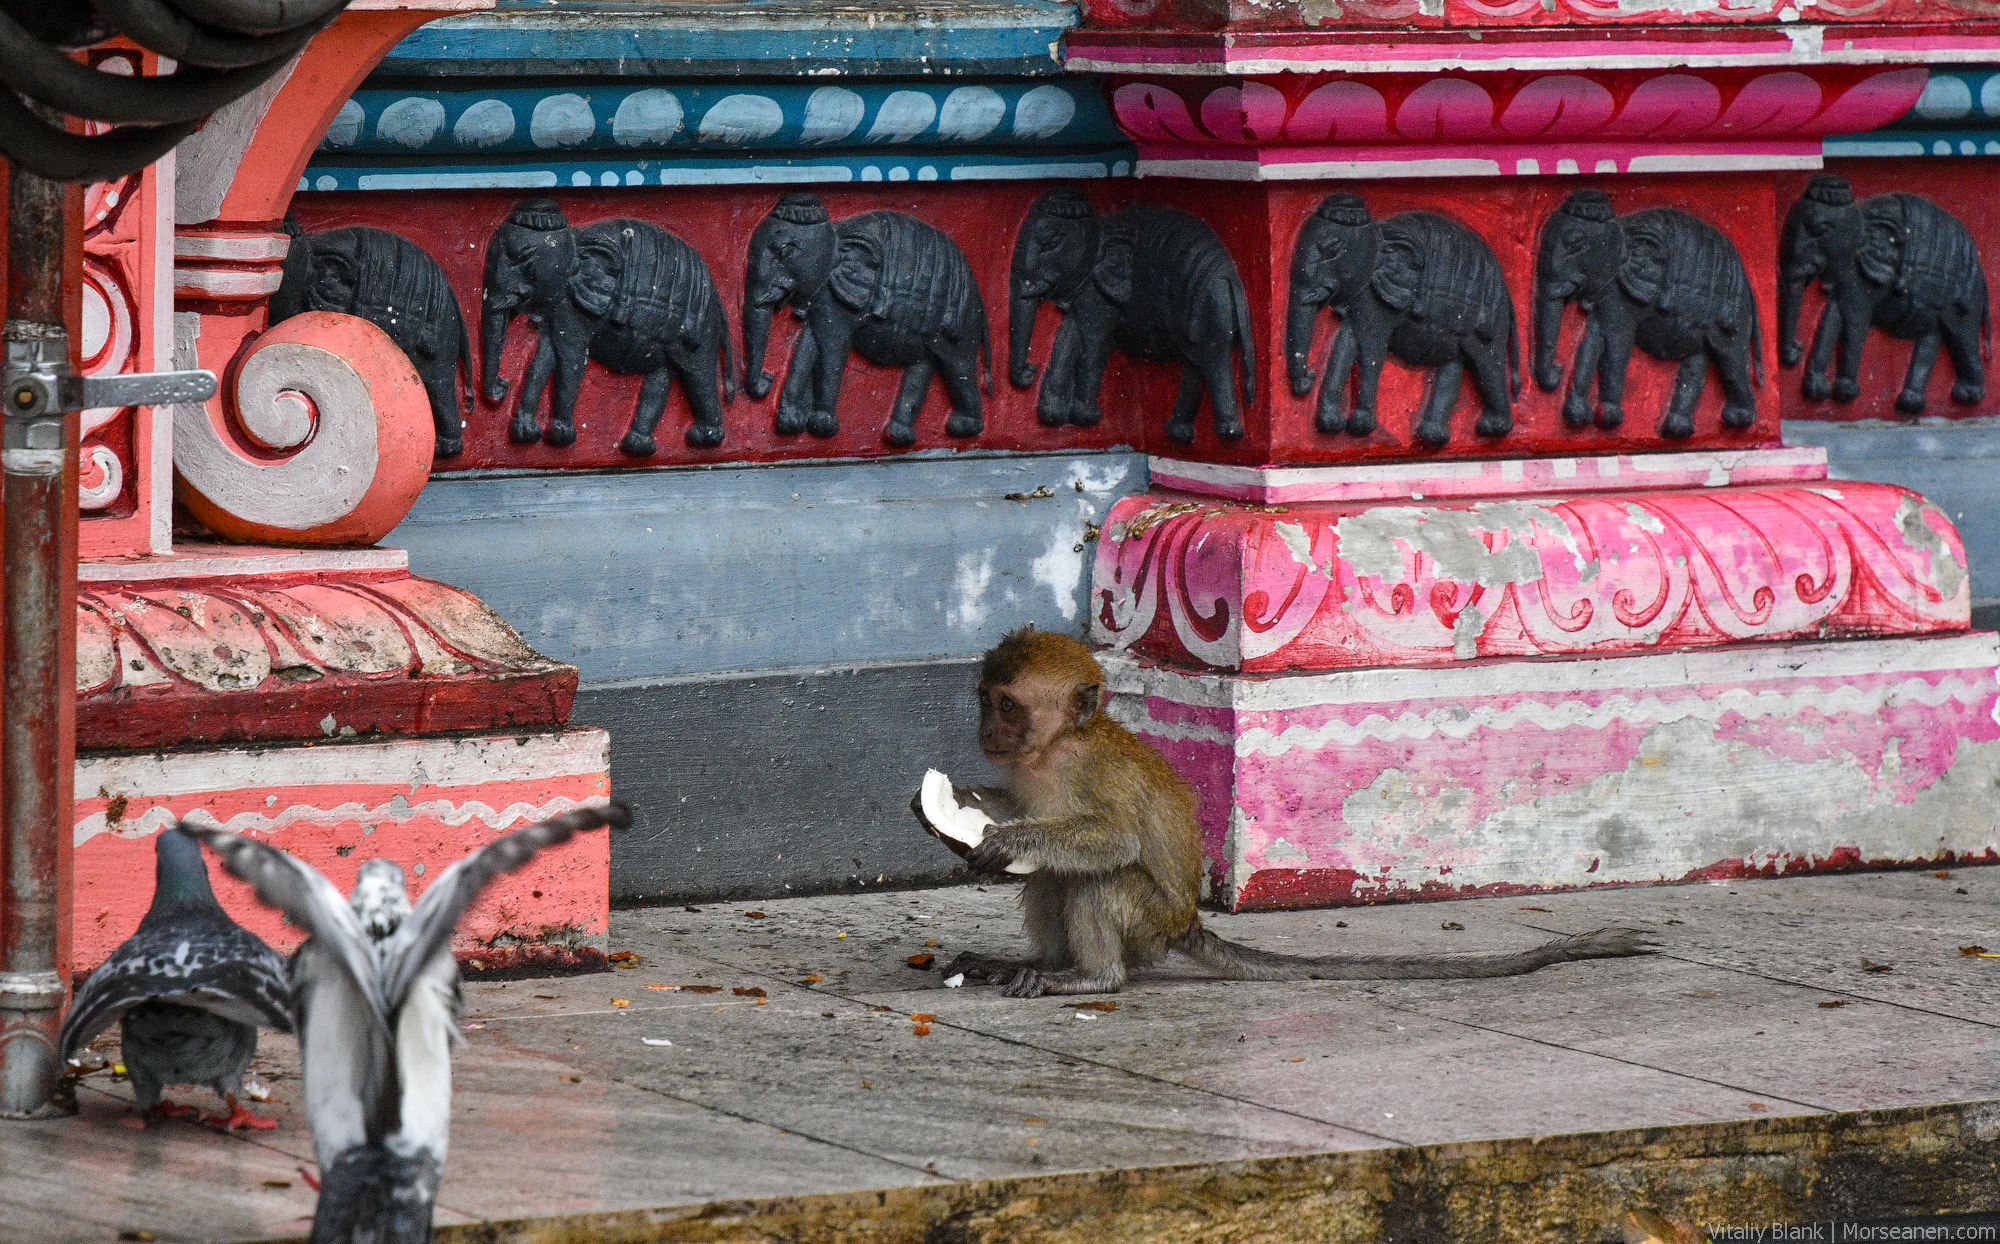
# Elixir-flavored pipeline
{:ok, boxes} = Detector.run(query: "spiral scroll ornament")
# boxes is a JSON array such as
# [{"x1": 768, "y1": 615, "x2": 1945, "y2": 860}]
[{"x1": 174, "y1": 311, "x2": 434, "y2": 546}]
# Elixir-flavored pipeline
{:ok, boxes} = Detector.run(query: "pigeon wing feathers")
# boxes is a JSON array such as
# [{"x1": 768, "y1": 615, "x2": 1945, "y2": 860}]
[
  {"x1": 380, "y1": 802, "x2": 627, "y2": 1011},
  {"x1": 177, "y1": 822, "x2": 390, "y2": 1030},
  {"x1": 58, "y1": 917, "x2": 295, "y2": 1059},
  {"x1": 293, "y1": 940, "x2": 398, "y2": 1165}
]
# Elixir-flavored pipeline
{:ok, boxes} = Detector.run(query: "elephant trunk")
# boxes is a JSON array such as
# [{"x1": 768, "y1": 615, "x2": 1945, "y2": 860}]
[
  {"x1": 1284, "y1": 283, "x2": 1320, "y2": 398},
  {"x1": 1008, "y1": 288, "x2": 1039, "y2": 390},
  {"x1": 480, "y1": 296, "x2": 511, "y2": 405},
  {"x1": 1532, "y1": 287, "x2": 1566, "y2": 393},
  {"x1": 1777, "y1": 268, "x2": 1809, "y2": 369},
  {"x1": 743, "y1": 295, "x2": 777, "y2": 401}
]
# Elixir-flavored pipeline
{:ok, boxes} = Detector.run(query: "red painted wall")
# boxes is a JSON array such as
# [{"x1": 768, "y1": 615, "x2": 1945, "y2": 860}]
[{"x1": 294, "y1": 173, "x2": 1785, "y2": 472}]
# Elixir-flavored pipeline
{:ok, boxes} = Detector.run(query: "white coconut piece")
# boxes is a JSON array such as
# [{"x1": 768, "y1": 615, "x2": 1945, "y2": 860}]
[{"x1": 918, "y1": 769, "x2": 1036, "y2": 874}]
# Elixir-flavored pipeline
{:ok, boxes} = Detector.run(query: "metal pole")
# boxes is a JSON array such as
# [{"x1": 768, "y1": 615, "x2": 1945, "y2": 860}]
[{"x1": 0, "y1": 154, "x2": 74, "y2": 1120}]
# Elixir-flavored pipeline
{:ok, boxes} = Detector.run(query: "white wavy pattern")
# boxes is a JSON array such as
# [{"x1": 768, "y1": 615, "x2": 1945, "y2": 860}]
[
  {"x1": 77, "y1": 795, "x2": 588, "y2": 847},
  {"x1": 1134, "y1": 675, "x2": 1992, "y2": 758}
]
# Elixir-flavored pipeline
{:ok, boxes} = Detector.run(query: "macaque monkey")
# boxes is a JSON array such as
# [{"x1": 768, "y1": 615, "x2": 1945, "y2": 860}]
[{"x1": 915, "y1": 628, "x2": 1656, "y2": 999}]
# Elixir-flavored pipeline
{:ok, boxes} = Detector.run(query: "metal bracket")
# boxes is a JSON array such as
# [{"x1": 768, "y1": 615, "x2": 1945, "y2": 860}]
[{"x1": 6, "y1": 368, "x2": 218, "y2": 418}]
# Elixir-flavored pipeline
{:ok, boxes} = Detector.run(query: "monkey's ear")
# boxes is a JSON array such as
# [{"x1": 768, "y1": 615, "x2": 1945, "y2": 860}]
[{"x1": 1072, "y1": 682, "x2": 1103, "y2": 727}]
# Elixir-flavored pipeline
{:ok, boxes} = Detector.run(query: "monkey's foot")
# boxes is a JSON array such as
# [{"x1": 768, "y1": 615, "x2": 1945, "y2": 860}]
[
  {"x1": 1953, "y1": 381, "x2": 1986, "y2": 405},
  {"x1": 883, "y1": 420, "x2": 919, "y2": 447},
  {"x1": 686, "y1": 423, "x2": 727, "y2": 449},
  {"x1": 1720, "y1": 404, "x2": 1757, "y2": 430},
  {"x1": 544, "y1": 420, "x2": 578, "y2": 448},
  {"x1": 807, "y1": 411, "x2": 840, "y2": 438},
  {"x1": 204, "y1": 1095, "x2": 278, "y2": 1132},
  {"x1": 509, "y1": 418, "x2": 543, "y2": 445},
  {"x1": 140, "y1": 1101, "x2": 204, "y2": 1128},
  {"x1": 940, "y1": 954, "x2": 1029, "y2": 986},
  {"x1": 944, "y1": 412, "x2": 984, "y2": 438},
  {"x1": 1475, "y1": 412, "x2": 1513, "y2": 439},
  {"x1": 435, "y1": 435, "x2": 464, "y2": 458},
  {"x1": 1895, "y1": 389, "x2": 1929, "y2": 415},
  {"x1": 999, "y1": 968, "x2": 1048, "y2": 998},
  {"x1": 619, "y1": 432, "x2": 660, "y2": 457}
]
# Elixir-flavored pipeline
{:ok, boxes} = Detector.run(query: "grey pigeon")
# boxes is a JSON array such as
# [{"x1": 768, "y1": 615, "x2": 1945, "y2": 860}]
[
  {"x1": 59, "y1": 826, "x2": 294, "y2": 1130},
  {"x1": 185, "y1": 801, "x2": 629, "y2": 1244}
]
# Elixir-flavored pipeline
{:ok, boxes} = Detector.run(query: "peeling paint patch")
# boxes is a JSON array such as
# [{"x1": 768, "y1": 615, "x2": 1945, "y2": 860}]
[
  {"x1": 1263, "y1": 836, "x2": 1308, "y2": 865},
  {"x1": 1623, "y1": 503, "x2": 1666, "y2": 535},
  {"x1": 1273, "y1": 521, "x2": 1323, "y2": 577},
  {"x1": 1337, "y1": 503, "x2": 1563, "y2": 587},
  {"x1": 1893, "y1": 495, "x2": 1966, "y2": 604},
  {"x1": 946, "y1": 549, "x2": 996, "y2": 631}
]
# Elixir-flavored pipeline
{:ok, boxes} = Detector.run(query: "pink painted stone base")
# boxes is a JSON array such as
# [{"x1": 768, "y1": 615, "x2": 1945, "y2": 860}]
[
  {"x1": 1102, "y1": 633, "x2": 2000, "y2": 911},
  {"x1": 72, "y1": 728, "x2": 611, "y2": 975}
]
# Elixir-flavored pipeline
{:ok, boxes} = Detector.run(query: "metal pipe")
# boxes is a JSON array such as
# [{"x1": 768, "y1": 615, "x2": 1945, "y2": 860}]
[{"x1": 0, "y1": 155, "x2": 75, "y2": 1120}]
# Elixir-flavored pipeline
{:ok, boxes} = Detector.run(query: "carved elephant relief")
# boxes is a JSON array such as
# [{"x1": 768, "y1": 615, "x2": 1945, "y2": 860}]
[
  {"x1": 1780, "y1": 174, "x2": 1989, "y2": 415},
  {"x1": 1286, "y1": 195, "x2": 1518, "y2": 448},
  {"x1": 271, "y1": 218, "x2": 472, "y2": 457},
  {"x1": 1009, "y1": 189, "x2": 1254, "y2": 444},
  {"x1": 742, "y1": 194, "x2": 991, "y2": 446},
  {"x1": 1533, "y1": 190, "x2": 1763, "y2": 440},
  {"x1": 482, "y1": 199, "x2": 735, "y2": 454}
]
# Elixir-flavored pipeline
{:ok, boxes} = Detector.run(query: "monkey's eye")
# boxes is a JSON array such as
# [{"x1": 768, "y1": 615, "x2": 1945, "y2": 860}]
[{"x1": 997, "y1": 693, "x2": 1016, "y2": 716}]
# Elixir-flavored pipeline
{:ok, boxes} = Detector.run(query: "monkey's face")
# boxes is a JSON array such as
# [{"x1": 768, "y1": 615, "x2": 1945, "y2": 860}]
[{"x1": 977, "y1": 674, "x2": 1098, "y2": 771}]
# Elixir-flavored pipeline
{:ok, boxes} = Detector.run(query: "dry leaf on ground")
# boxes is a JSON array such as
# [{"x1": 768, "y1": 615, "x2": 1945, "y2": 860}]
[
  {"x1": 733, "y1": 986, "x2": 767, "y2": 998},
  {"x1": 907, "y1": 953, "x2": 936, "y2": 969}
]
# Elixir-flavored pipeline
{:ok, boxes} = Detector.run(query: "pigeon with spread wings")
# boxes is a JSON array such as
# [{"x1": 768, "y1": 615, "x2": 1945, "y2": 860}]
[
  {"x1": 59, "y1": 826, "x2": 294, "y2": 1130},
  {"x1": 184, "y1": 801, "x2": 630, "y2": 1244}
]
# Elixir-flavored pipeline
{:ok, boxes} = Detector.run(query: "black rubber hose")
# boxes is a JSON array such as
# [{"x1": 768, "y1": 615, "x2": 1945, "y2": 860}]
[
  {"x1": 0, "y1": 9, "x2": 297, "y2": 124},
  {"x1": 0, "y1": 92, "x2": 199, "y2": 183},
  {"x1": 90, "y1": 0, "x2": 325, "y2": 68},
  {"x1": 172, "y1": 0, "x2": 348, "y2": 37}
]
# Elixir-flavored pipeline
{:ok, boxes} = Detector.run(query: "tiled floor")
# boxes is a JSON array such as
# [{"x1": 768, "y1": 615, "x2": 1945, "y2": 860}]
[{"x1": 5, "y1": 865, "x2": 1996, "y2": 1243}]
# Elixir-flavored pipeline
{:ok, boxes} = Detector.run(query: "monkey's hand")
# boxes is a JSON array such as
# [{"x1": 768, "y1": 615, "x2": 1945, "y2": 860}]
[{"x1": 965, "y1": 828, "x2": 1025, "y2": 876}]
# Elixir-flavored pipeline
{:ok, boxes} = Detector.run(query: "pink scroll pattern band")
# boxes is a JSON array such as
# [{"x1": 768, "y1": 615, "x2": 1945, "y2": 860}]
[{"x1": 1091, "y1": 482, "x2": 1969, "y2": 673}]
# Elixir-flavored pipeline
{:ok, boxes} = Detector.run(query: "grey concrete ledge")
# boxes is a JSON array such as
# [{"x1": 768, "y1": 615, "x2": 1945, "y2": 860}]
[
  {"x1": 388, "y1": 450, "x2": 1148, "y2": 684},
  {"x1": 1786, "y1": 417, "x2": 2000, "y2": 602},
  {"x1": 415, "y1": 1101, "x2": 2000, "y2": 1244}
]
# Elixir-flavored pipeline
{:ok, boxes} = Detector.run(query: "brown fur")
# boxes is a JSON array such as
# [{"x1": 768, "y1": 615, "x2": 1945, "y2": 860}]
[{"x1": 936, "y1": 629, "x2": 1657, "y2": 998}]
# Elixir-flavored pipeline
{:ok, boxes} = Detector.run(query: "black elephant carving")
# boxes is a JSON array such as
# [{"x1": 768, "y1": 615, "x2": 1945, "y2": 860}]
[
  {"x1": 1286, "y1": 195, "x2": 1518, "y2": 448},
  {"x1": 1009, "y1": 189, "x2": 1253, "y2": 444},
  {"x1": 1779, "y1": 174, "x2": 1990, "y2": 414},
  {"x1": 481, "y1": 200, "x2": 735, "y2": 454},
  {"x1": 742, "y1": 194, "x2": 991, "y2": 446},
  {"x1": 272, "y1": 217, "x2": 470, "y2": 457},
  {"x1": 1533, "y1": 191, "x2": 1763, "y2": 440}
]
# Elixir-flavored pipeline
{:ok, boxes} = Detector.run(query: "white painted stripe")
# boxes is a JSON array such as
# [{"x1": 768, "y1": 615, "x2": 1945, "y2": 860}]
[
  {"x1": 1230, "y1": 677, "x2": 1993, "y2": 757},
  {"x1": 173, "y1": 233, "x2": 291, "y2": 261},
  {"x1": 75, "y1": 728, "x2": 609, "y2": 802},
  {"x1": 951, "y1": 162, "x2": 1112, "y2": 180},
  {"x1": 657, "y1": 166, "x2": 854, "y2": 185},
  {"x1": 1822, "y1": 140, "x2": 1929, "y2": 157},
  {"x1": 80, "y1": 543, "x2": 408, "y2": 582},
  {"x1": 356, "y1": 170, "x2": 559, "y2": 189},
  {"x1": 1145, "y1": 447, "x2": 1827, "y2": 501},
  {"x1": 1625, "y1": 153, "x2": 1821, "y2": 173},
  {"x1": 1136, "y1": 157, "x2": 1503, "y2": 181},
  {"x1": 173, "y1": 267, "x2": 283, "y2": 298},
  {"x1": 1070, "y1": 46, "x2": 2000, "y2": 76},
  {"x1": 1102, "y1": 633, "x2": 2000, "y2": 714},
  {"x1": 80, "y1": 795, "x2": 597, "y2": 848}
]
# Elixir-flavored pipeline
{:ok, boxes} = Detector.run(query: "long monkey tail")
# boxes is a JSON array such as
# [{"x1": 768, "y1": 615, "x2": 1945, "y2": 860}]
[{"x1": 1171, "y1": 923, "x2": 1657, "y2": 982}]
